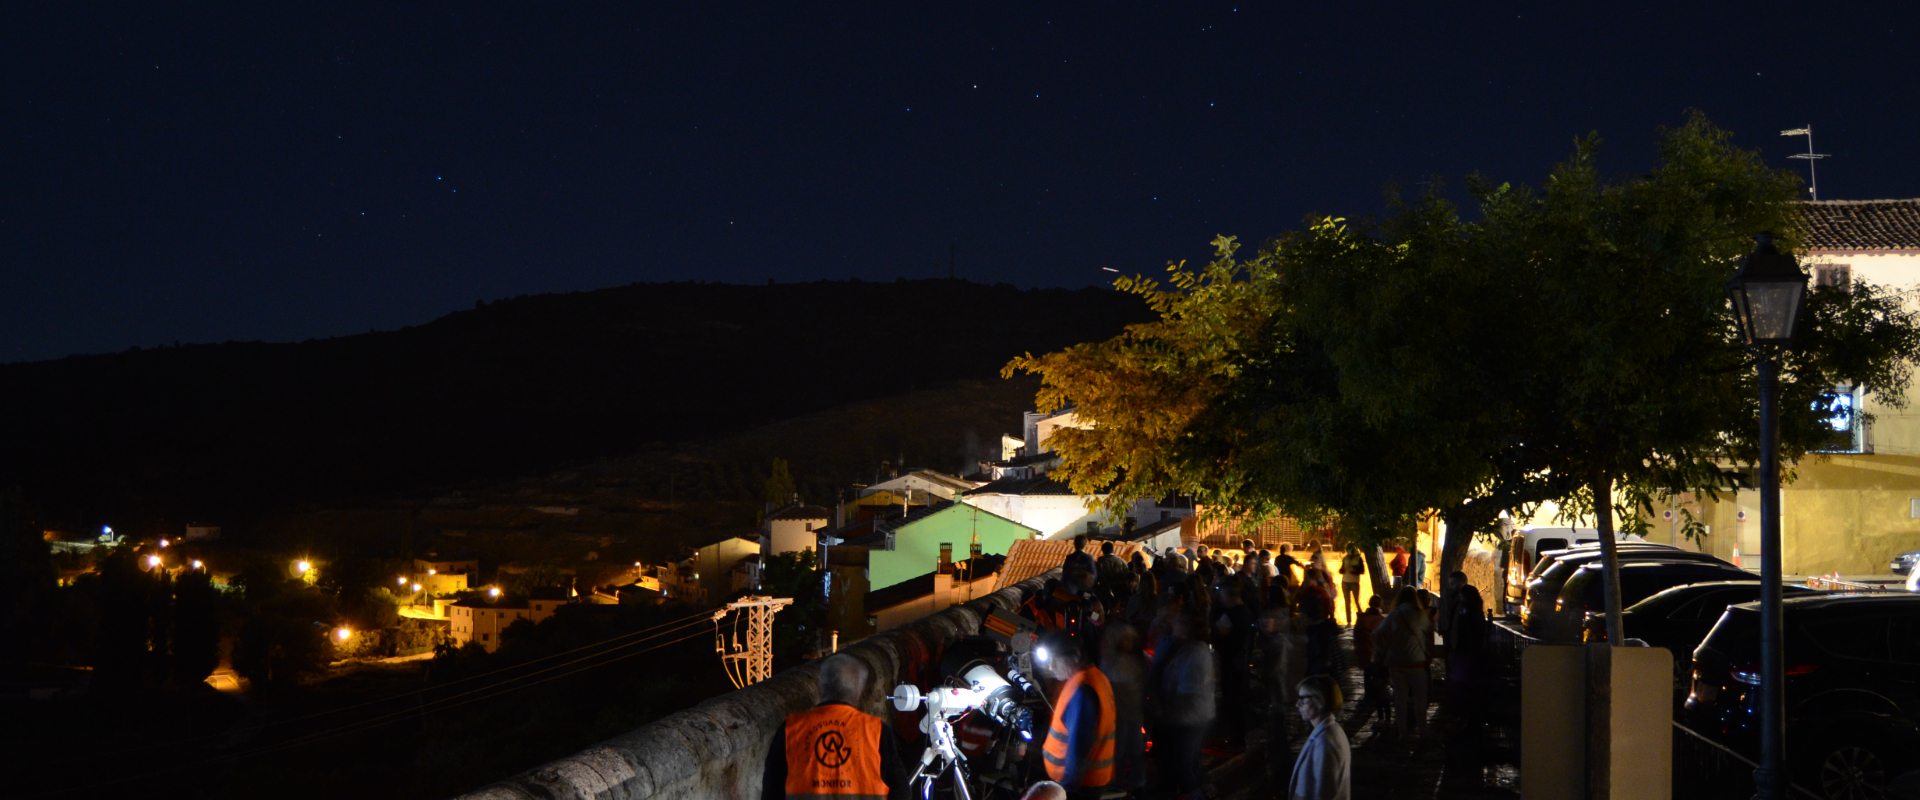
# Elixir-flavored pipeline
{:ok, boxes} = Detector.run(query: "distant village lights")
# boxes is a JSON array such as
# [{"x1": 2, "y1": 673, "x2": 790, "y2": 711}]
[
  {"x1": 191, "y1": 560, "x2": 203, "y2": 569},
  {"x1": 335, "y1": 627, "x2": 352, "y2": 642},
  {"x1": 145, "y1": 555, "x2": 161, "y2": 568},
  {"x1": 295, "y1": 561, "x2": 311, "y2": 574}
]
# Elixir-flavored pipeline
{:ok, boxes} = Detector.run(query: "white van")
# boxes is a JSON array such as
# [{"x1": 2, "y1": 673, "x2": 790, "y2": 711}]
[{"x1": 1502, "y1": 527, "x2": 1643, "y2": 612}]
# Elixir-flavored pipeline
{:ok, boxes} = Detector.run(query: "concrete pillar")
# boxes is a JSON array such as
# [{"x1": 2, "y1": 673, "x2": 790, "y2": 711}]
[
  {"x1": 1521, "y1": 644, "x2": 1672, "y2": 800},
  {"x1": 1523, "y1": 645, "x2": 1585, "y2": 800}
]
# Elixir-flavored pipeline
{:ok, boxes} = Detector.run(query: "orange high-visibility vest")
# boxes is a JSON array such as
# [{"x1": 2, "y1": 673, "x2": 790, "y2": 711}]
[
  {"x1": 1043, "y1": 666, "x2": 1117, "y2": 787},
  {"x1": 783, "y1": 704, "x2": 889, "y2": 800}
]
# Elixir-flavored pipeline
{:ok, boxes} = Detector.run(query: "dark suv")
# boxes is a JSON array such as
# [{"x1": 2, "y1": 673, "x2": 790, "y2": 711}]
[{"x1": 1686, "y1": 594, "x2": 1920, "y2": 800}]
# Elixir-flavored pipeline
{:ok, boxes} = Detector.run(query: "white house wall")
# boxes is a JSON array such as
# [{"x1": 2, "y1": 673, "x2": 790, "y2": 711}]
[
  {"x1": 768, "y1": 518, "x2": 823, "y2": 556},
  {"x1": 960, "y1": 493, "x2": 1166, "y2": 541},
  {"x1": 1830, "y1": 251, "x2": 1920, "y2": 457}
]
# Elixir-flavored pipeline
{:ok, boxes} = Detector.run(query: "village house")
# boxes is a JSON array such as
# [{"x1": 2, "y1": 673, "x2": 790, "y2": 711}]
[
  {"x1": 761, "y1": 503, "x2": 831, "y2": 557},
  {"x1": 448, "y1": 587, "x2": 568, "y2": 653}
]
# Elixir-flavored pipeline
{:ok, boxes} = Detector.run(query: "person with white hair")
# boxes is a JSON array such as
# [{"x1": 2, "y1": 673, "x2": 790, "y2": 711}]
[
  {"x1": 762, "y1": 654, "x2": 908, "y2": 800},
  {"x1": 1020, "y1": 780, "x2": 1066, "y2": 800},
  {"x1": 1288, "y1": 674, "x2": 1351, "y2": 800}
]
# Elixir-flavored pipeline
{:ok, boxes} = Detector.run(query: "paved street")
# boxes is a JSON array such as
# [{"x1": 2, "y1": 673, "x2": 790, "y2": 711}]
[{"x1": 1212, "y1": 630, "x2": 1523, "y2": 800}]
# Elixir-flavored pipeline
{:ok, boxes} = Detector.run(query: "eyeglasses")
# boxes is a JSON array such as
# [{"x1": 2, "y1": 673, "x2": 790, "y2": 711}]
[{"x1": 1295, "y1": 695, "x2": 1316, "y2": 706}]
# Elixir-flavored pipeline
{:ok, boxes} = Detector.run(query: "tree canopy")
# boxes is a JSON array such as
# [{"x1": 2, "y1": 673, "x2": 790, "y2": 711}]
[{"x1": 1006, "y1": 115, "x2": 1920, "y2": 605}]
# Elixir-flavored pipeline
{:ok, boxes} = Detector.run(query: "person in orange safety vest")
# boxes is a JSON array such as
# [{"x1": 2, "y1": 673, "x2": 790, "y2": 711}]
[
  {"x1": 762, "y1": 654, "x2": 908, "y2": 800},
  {"x1": 1036, "y1": 632, "x2": 1116, "y2": 792}
]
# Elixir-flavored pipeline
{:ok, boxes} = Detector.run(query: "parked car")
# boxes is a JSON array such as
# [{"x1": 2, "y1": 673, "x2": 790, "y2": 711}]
[
  {"x1": 1545, "y1": 560, "x2": 1756, "y2": 643},
  {"x1": 1623, "y1": 580, "x2": 1828, "y2": 662},
  {"x1": 1894, "y1": 548, "x2": 1920, "y2": 576},
  {"x1": 1520, "y1": 545, "x2": 1729, "y2": 633},
  {"x1": 1686, "y1": 593, "x2": 1920, "y2": 800},
  {"x1": 1620, "y1": 580, "x2": 1827, "y2": 702}
]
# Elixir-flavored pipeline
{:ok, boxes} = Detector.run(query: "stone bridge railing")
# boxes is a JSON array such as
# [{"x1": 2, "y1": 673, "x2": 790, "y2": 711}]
[{"x1": 454, "y1": 573, "x2": 1052, "y2": 800}]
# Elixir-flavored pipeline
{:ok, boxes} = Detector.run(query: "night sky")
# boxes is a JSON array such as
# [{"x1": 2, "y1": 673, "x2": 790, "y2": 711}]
[{"x1": 5, "y1": 2, "x2": 1917, "y2": 363}]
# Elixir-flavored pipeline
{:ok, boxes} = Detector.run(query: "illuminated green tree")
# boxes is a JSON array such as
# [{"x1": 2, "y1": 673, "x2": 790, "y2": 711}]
[{"x1": 1007, "y1": 114, "x2": 1920, "y2": 640}]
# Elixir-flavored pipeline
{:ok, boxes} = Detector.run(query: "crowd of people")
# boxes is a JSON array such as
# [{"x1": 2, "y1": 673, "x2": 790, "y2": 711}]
[{"x1": 766, "y1": 535, "x2": 1493, "y2": 800}]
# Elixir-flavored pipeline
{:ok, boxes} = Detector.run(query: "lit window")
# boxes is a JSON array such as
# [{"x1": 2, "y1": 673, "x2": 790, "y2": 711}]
[{"x1": 1813, "y1": 385, "x2": 1866, "y2": 454}]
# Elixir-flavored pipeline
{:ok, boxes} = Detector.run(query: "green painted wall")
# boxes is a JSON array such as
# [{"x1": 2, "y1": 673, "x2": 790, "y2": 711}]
[{"x1": 869, "y1": 504, "x2": 1038, "y2": 591}]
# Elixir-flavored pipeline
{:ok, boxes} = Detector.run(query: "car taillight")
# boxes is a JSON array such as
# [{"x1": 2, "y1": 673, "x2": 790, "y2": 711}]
[{"x1": 1728, "y1": 663, "x2": 1817, "y2": 684}]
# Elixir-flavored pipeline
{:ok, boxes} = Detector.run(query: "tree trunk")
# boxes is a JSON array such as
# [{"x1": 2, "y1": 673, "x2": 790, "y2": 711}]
[
  {"x1": 1366, "y1": 545, "x2": 1392, "y2": 599},
  {"x1": 1591, "y1": 470, "x2": 1626, "y2": 647},
  {"x1": 1438, "y1": 502, "x2": 1503, "y2": 587}
]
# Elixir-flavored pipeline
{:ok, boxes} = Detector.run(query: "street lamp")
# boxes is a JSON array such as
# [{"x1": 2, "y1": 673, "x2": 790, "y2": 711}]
[{"x1": 1724, "y1": 231, "x2": 1808, "y2": 800}]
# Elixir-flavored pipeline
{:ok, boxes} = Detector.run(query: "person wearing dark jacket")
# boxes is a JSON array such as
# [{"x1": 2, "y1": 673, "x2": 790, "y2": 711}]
[
  {"x1": 1444, "y1": 582, "x2": 1488, "y2": 726},
  {"x1": 1213, "y1": 579, "x2": 1256, "y2": 749},
  {"x1": 1151, "y1": 609, "x2": 1215, "y2": 797},
  {"x1": 763, "y1": 654, "x2": 909, "y2": 800}
]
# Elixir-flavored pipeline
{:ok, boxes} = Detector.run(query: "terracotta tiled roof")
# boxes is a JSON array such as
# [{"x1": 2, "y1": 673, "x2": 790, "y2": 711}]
[
  {"x1": 993, "y1": 538, "x2": 1144, "y2": 590},
  {"x1": 1798, "y1": 199, "x2": 1920, "y2": 251}
]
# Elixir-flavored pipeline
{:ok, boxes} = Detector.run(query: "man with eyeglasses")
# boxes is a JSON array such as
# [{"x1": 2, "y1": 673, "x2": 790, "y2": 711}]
[{"x1": 1287, "y1": 674, "x2": 1350, "y2": 800}]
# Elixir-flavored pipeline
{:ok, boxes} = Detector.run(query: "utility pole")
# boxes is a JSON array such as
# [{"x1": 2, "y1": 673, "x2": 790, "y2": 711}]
[{"x1": 714, "y1": 595, "x2": 793, "y2": 688}]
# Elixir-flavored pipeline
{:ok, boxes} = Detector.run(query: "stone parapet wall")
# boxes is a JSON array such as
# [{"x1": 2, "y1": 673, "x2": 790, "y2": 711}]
[{"x1": 452, "y1": 573, "x2": 1052, "y2": 800}]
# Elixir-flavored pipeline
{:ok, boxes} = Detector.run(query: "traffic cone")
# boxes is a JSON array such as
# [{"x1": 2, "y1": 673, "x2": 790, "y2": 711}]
[{"x1": 1731, "y1": 545, "x2": 1741, "y2": 568}]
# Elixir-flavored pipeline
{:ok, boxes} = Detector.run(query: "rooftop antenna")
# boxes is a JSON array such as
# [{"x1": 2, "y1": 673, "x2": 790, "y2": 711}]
[{"x1": 1780, "y1": 126, "x2": 1829, "y2": 201}]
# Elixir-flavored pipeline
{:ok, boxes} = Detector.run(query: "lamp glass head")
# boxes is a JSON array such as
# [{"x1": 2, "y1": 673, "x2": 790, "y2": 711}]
[{"x1": 1726, "y1": 233, "x2": 1809, "y2": 347}]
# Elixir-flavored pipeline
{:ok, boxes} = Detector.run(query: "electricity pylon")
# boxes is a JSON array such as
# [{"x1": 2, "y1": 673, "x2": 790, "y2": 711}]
[{"x1": 714, "y1": 595, "x2": 792, "y2": 688}]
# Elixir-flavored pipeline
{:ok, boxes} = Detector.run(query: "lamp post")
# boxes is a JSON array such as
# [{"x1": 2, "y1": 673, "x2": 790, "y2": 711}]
[{"x1": 1724, "y1": 232, "x2": 1809, "y2": 800}]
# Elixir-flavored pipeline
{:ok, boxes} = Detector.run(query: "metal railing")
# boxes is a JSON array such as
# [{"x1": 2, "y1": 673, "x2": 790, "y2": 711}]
[{"x1": 1672, "y1": 720, "x2": 1823, "y2": 800}]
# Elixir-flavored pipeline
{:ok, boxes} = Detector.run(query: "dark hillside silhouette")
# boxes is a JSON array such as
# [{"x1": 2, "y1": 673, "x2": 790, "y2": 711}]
[{"x1": 0, "y1": 279, "x2": 1149, "y2": 530}]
